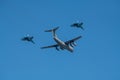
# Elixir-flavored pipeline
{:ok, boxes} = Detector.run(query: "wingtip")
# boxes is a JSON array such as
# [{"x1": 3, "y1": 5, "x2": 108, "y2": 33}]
[
  {"x1": 40, "y1": 47, "x2": 45, "y2": 49},
  {"x1": 78, "y1": 36, "x2": 82, "y2": 39},
  {"x1": 80, "y1": 36, "x2": 82, "y2": 38}
]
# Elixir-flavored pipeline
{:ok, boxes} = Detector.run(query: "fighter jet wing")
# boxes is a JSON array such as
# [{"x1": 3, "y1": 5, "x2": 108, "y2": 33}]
[
  {"x1": 41, "y1": 44, "x2": 58, "y2": 49},
  {"x1": 31, "y1": 40, "x2": 35, "y2": 44},
  {"x1": 65, "y1": 36, "x2": 82, "y2": 45},
  {"x1": 71, "y1": 23, "x2": 78, "y2": 27},
  {"x1": 21, "y1": 37, "x2": 28, "y2": 41}
]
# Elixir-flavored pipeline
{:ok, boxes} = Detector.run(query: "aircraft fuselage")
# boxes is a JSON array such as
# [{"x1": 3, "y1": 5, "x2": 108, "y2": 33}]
[{"x1": 53, "y1": 37, "x2": 73, "y2": 52}]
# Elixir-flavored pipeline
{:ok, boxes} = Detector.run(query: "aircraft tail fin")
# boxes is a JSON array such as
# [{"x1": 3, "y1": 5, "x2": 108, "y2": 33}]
[{"x1": 44, "y1": 27, "x2": 59, "y2": 37}]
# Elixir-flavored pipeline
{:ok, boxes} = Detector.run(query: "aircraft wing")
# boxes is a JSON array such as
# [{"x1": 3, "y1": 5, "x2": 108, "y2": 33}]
[
  {"x1": 41, "y1": 44, "x2": 58, "y2": 49},
  {"x1": 65, "y1": 36, "x2": 82, "y2": 44},
  {"x1": 41, "y1": 36, "x2": 82, "y2": 50}
]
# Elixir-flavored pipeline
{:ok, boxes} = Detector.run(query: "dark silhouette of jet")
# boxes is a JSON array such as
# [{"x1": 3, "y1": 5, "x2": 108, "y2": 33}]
[
  {"x1": 21, "y1": 35, "x2": 35, "y2": 44},
  {"x1": 71, "y1": 22, "x2": 84, "y2": 30}
]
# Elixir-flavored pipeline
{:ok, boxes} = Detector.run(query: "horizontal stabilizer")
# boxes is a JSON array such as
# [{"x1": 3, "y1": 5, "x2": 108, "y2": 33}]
[{"x1": 44, "y1": 27, "x2": 59, "y2": 32}]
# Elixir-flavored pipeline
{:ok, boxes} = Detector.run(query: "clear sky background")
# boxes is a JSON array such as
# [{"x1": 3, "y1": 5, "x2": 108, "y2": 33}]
[{"x1": 0, "y1": 0, "x2": 120, "y2": 80}]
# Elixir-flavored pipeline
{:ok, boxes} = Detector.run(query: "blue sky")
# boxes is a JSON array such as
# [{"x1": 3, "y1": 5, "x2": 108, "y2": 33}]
[{"x1": 0, "y1": 0, "x2": 120, "y2": 80}]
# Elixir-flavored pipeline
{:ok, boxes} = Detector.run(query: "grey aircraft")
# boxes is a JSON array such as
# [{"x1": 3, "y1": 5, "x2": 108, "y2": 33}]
[
  {"x1": 41, "y1": 27, "x2": 82, "y2": 52},
  {"x1": 21, "y1": 35, "x2": 35, "y2": 44},
  {"x1": 71, "y1": 22, "x2": 84, "y2": 30}
]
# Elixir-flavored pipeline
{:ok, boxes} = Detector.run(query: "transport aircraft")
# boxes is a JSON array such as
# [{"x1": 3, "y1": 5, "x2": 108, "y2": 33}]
[{"x1": 41, "y1": 27, "x2": 82, "y2": 52}]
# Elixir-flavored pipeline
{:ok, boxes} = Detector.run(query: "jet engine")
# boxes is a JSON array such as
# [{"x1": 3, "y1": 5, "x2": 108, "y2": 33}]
[
  {"x1": 55, "y1": 46, "x2": 59, "y2": 51},
  {"x1": 60, "y1": 47, "x2": 64, "y2": 50},
  {"x1": 70, "y1": 42, "x2": 76, "y2": 47}
]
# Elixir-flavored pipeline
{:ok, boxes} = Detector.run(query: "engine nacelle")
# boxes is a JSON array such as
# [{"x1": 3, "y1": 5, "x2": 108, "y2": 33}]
[
  {"x1": 69, "y1": 42, "x2": 76, "y2": 47},
  {"x1": 55, "y1": 47, "x2": 59, "y2": 51},
  {"x1": 60, "y1": 47, "x2": 64, "y2": 50},
  {"x1": 72, "y1": 42, "x2": 76, "y2": 46},
  {"x1": 70, "y1": 43, "x2": 74, "y2": 47}
]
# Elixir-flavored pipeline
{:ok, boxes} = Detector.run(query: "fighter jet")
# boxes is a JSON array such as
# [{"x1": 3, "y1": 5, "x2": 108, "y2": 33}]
[
  {"x1": 21, "y1": 35, "x2": 35, "y2": 44},
  {"x1": 41, "y1": 27, "x2": 82, "y2": 52},
  {"x1": 71, "y1": 22, "x2": 84, "y2": 30}
]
